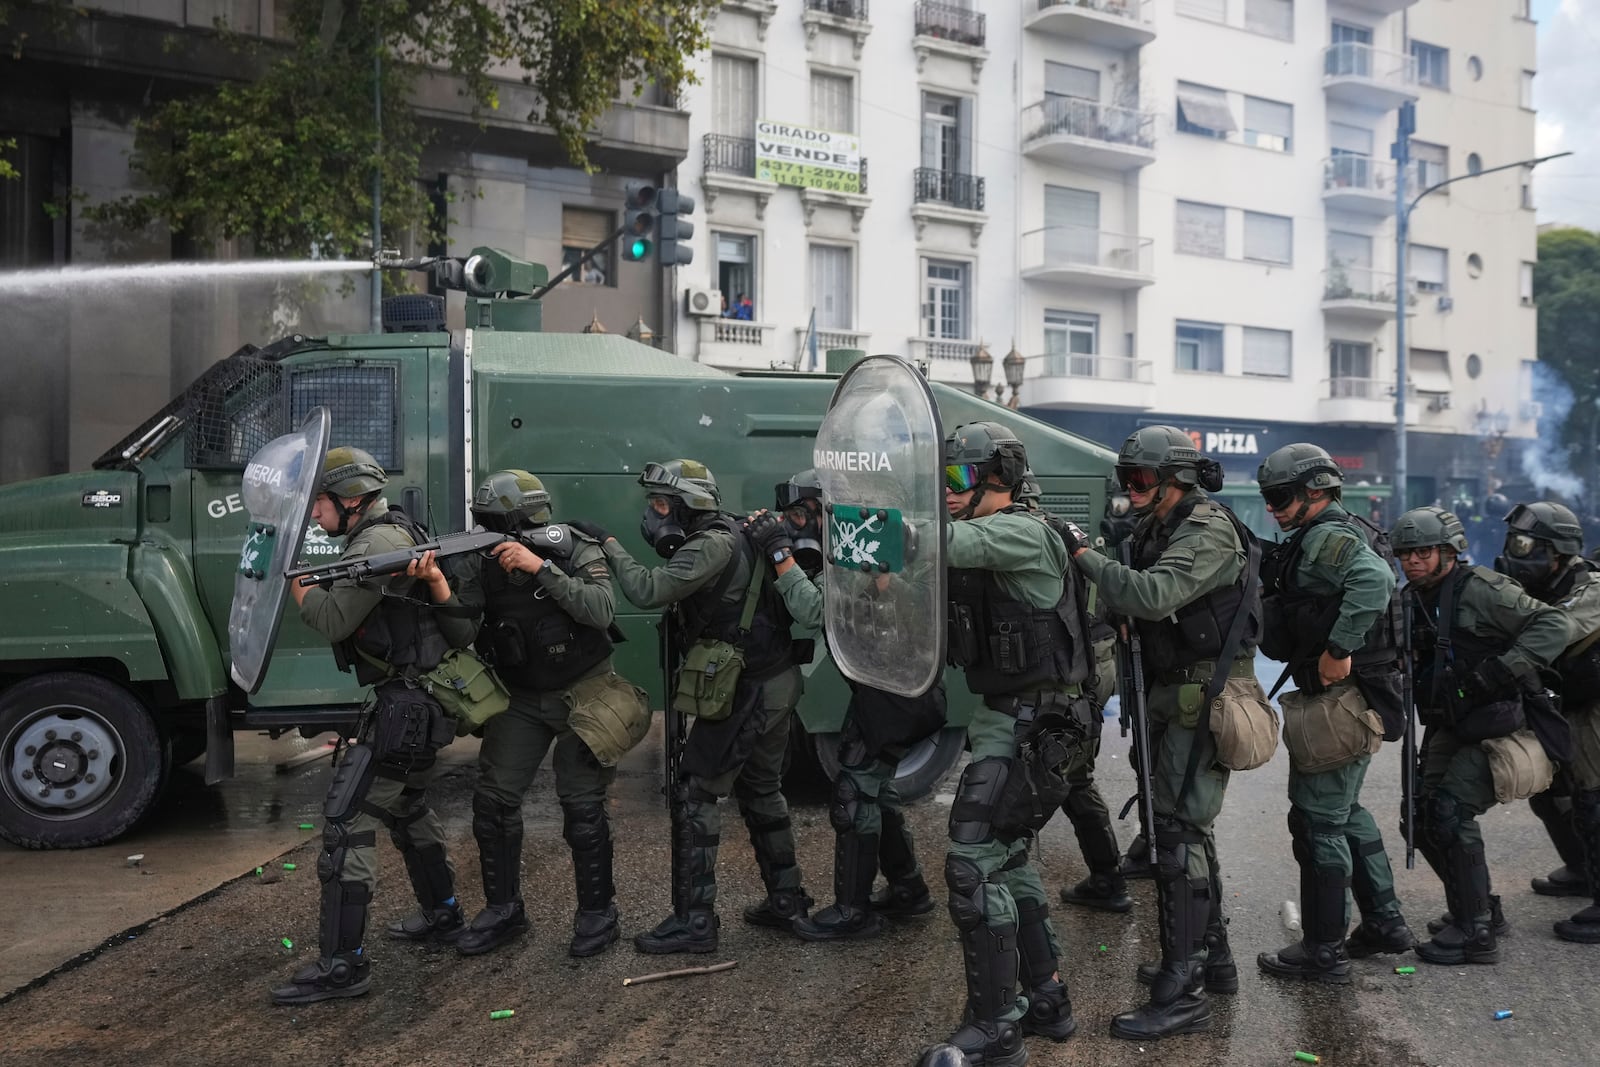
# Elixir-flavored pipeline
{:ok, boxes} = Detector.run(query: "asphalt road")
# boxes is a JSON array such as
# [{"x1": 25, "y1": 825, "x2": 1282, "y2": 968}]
[{"x1": 1, "y1": 681, "x2": 1596, "y2": 1067}]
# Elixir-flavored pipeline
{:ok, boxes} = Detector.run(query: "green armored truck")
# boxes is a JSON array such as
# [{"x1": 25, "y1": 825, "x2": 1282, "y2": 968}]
[{"x1": 0, "y1": 248, "x2": 1116, "y2": 849}]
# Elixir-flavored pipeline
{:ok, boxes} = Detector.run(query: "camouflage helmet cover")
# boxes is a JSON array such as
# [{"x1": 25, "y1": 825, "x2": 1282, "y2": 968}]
[
  {"x1": 1256, "y1": 442, "x2": 1344, "y2": 492},
  {"x1": 321, "y1": 446, "x2": 387, "y2": 497},
  {"x1": 640, "y1": 458, "x2": 720, "y2": 511},
  {"x1": 472, "y1": 469, "x2": 552, "y2": 528},
  {"x1": 944, "y1": 421, "x2": 1028, "y2": 487},
  {"x1": 1391, "y1": 506, "x2": 1470, "y2": 554},
  {"x1": 1504, "y1": 501, "x2": 1584, "y2": 556}
]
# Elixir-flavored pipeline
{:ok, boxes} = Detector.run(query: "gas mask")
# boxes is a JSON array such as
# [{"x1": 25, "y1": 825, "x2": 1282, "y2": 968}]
[
  {"x1": 1494, "y1": 532, "x2": 1556, "y2": 594},
  {"x1": 785, "y1": 504, "x2": 824, "y2": 574},
  {"x1": 640, "y1": 496, "x2": 688, "y2": 559}
]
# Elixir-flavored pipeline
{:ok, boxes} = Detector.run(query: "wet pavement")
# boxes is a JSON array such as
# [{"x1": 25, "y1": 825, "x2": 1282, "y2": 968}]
[{"x1": 1, "y1": 677, "x2": 1597, "y2": 1066}]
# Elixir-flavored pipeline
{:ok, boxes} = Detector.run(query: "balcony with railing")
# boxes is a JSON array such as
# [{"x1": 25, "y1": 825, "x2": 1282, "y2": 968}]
[
  {"x1": 1021, "y1": 98, "x2": 1156, "y2": 171},
  {"x1": 914, "y1": 0, "x2": 985, "y2": 45},
  {"x1": 802, "y1": 0, "x2": 872, "y2": 57},
  {"x1": 1318, "y1": 376, "x2": 1420, "y2": 426},
  {"x1": 704, "y1": 134, "x2": 757, "y2": 178},
  {"x1": 1322, "y1": 43, "x2": 1418, "y2": 111},
  {"x1": 794, "y1": 327, "x2": 871, "y2": 363},
  {"x1": 1021, "y1": 226, "x2": 1154, "y2": 288},
  {"x1": 1322, "y1": 266, "x2": 1411, "y2": 320},
  {"x1": 1025, "y1": 0, "x2": 1155, "y2": 48},
  {"x1": 913, "y1": 168, "x2": 985, "y2": 211},
  {"x1": 695, "y1": 317, "x2": 777, "y2": 369},
  {"x1": 1026, "y1": 353, "x2": 1155, "y2": 411},
  {"x1": 1322, "y1": 156, "x2": 1399, "y2": 216}
]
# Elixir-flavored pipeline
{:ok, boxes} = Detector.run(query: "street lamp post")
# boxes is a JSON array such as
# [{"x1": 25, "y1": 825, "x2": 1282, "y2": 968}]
[
  {"x1": 1003, "y1": 342, "x2": 1026, "y2": 410},
  {"x1": 969, "y1": 341, "x2": 993, "y2": 400},
  {"x1": 1390, "y1": 107, "x2": 1569, "y2": 510}
]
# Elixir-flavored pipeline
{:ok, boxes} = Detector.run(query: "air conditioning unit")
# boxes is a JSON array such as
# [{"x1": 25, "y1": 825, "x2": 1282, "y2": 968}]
[
  {"x1": 685, "y1": 286, "x2": 723, "y2": 317},
  {"x1": 1427, "y1": 394, "x2": 1452, "y2": 413},
  {"x1": 1436, "y1": 295, "x2": 1454, "y2": 312}
]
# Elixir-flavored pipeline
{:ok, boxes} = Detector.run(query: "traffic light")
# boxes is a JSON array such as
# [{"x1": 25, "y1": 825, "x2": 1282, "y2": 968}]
[
  {"x1": 623, "y1": 181, "x2": 657, "y2": 261},
  {"x1": 657, "y1": 189, "x2": 696, "y2": 267}
]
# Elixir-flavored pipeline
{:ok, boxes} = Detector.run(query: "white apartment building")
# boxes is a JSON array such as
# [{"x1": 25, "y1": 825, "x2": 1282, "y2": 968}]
[{"x1": 671, "y1": 0, "x2": 1539, "y2": 534}]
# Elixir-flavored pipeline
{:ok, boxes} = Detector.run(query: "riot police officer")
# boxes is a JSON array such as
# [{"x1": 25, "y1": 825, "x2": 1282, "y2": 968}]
[
  {"x1": 746, "y1": 472, "x2": 942, "y2": 942},
  {"x1": 575, "y1": 460, "x2": 811, "y2": 954},
  {"x1": 1493, "y1": 502, "x2": 1600, "y2": 943},
  {"x1": 1069, "y1": 426, "x2": 1268, "y2": 1039},
  {"x1": 453, "y1": 471, "x2": 649, "y2": 959},
  {"x1": 925, "y1": 421, "x2": 1091, "y2": 1065},
  {"x1": 1393, "y1": 506, "x2": 1567, "y2": 965},
  {"x1": 1254, "y1": 444, "x2": 1413, "y2": 983},
  {"x1": 272, "y1": 447, "x2": 479, "y2": 1005}
]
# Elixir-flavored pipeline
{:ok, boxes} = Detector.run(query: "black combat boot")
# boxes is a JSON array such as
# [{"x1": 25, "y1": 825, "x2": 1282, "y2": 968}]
[
  {"x1": 941, "y1": 920, "x2": 1028, "y2": 1067},
  {"x1": 871, "y1": 806, "x2": 936, "y2": 918},
  {"x1": 386, "y1": 837, "x2": 465, "y2": 944},
  {"x1": 740, "y1": 800, "x2": 812, "y2": 930},
  {"x1": 1531, "y1": 788, "x2": 1590, "y2": 896},
  {"x1": 1259, "y1": 865, "x2": 1352, "y2": 984},
  {"x1": 1416, "y1": 841, "x2": 1498, "y2": 965},
  {"x1": 1015, "y1": 898, "x2": 1077, "y2": 1042},
  {"x1": 1346, "y1": 839, "x2": 1414, "y2": 957},
  {"x1": 457, "y1": 795, "x2": 529, "y2": 957},
  {"x1": 1060, "y1": 796, "x2": 1132, "y2": 912},
  {"x1": 565, "y1": 803, "x2": 621, "y2": 958},
  {"x1": 272, "y1": 879, "x2": 372, "y2": 1005},
  {"x1": 635, "y1": 787, "x2": 720, "y2": 955},
  {"x1": 796, "y1": 831, "x2": 887, "y2": 942},
  {"x1": 1555, "y1": 788, "x2": 1600, "y2": 944},
  {"x1": 1113, "y1": 870, "x2": 1212, "y2": 1040},
  {"x1": 1060, "y1": 873, "x2": 1133, "y2": 913},
  {"x1": 1139, "y1": 839, "x2": 1236, "y2": 994},
  {"x1": 1119, "y1": 833, "x2": 1155, "y2": 880},
  {"x1": 1347, "y1": 915, "x2": 1416, "y2": 957},
  {"x1": 1426, "y1": 894, "x2": 1509, "y2": 937}
]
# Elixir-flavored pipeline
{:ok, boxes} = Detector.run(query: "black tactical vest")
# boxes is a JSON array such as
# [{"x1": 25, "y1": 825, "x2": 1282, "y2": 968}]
[
  {"x1": 1409, "y1": 566, "x2": 1515, "y2": 713},
  {"x1": 947, "y1": 508, "x2": 1090, "y2": 697},
  {"x1": 675, "y1": 519, "x2": 795, "y2": 681},
  {"x1": 1131, "y1": 495, "x2": 1261, "y2": 676},
  {"x1": 1259, "y1": 507, "x2": 1401, "y2": 672},
  {"x1": 480, "y1": 538, "x2": 612, "y2": 693},
  {"x1": 339, "y1": 507, "x2": 451, "y2": 686}
]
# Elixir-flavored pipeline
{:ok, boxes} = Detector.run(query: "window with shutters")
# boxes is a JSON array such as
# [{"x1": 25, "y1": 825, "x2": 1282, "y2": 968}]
[
  {"x1": 1044, "y1": 310, "x2": 1099, "y2": 377},
  {"x1": 1411, "y1": 41, "x2": 1448, "y2": 90},
  {"x1": 1411, "y1": 141, "x2": 1448, "y2": 191},
  {"x1": 1243, "y1": 0, "x2": 1292, "y2": 41},
  {"x1": 1044, "y1": 185, "x2": 1100, "y2": 265},
  {"x1": 811, "y1": 71, "x2": 855, "y2": 134},
  {"x1": 1329, "y1": 342, "x2": 1372, "y2": 387},
  {"x1": 716, "y1": 232, "x2": 758, "y2": 318},
  {"x1": 1045, "y1": 61, "x2": 1101, "y2": 102},
  {"x1": 1176, "y1": 321, "x2": 1224, "y2": 374},
  {"x1": 809, "y1": 245, "x2": 853, "y2": 330},
  {"x1": 1410, "y1": 244, "x2": 1448, "y2": 293},
  {"x1": 712, "y1": 54, "x2": 758, "y2": 137},
  {"x1": 1243, "y1": 96, "x2": 1292, "y2": 152},
  {"x1": 1175, "y1": 201, "x2": 1225, "y2": 257},
  {"x1": 1176, "y1": 82, "x2": 1235, "y2": 139},
  {"x1": 1243, "y1": 212, "x2": 1292, "y2": 265},
  {"x1": 560, "y1": 207, "x2": 615, "y2": 287},
  {"x1": 923, "y1": 259, "x2": 970, "y2": 340},
  {"x1": 1409, "y1": 349, "x2": 1451, "y2": 394},
  {"x1": 921, "y1": 92, "x2": 973, "y2": 175},
  {"x1": 1243, "y1": 327, "x2": 1291, "y2": 378},
  {"x1": 1328, "y1": 231, "x2": 1373, "y2": 272}
]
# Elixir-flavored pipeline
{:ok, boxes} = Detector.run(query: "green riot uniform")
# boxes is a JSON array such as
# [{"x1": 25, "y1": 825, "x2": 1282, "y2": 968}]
[
  {"x1": 1256, "y1": 500, "x2": 1412, "y2": 981},
  {"x1": 1405, "y1": 556, "x2": 1567, "y2": 965}
]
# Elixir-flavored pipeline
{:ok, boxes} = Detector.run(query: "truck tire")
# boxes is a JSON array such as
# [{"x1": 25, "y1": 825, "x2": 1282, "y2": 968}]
[
  {"x1": 813, "y1": 726, "x2": 967, "y2": 804},
  {"x1": 0, "y1": 672, "x2": 164, "y2": 849}
]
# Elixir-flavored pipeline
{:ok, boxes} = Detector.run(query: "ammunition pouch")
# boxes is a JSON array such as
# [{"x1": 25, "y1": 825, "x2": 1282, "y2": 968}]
[
  {"x1": 1483, "y1": 729, "x2": 1556, "y2": 803},
  {"x1": 419, "y1": 647, "x2": 511, "y2": 732},
  {"x1": 991, "y1": 697, "x2": 1090, "y2": 838},
  {"x1": 672, "y1": 638, "x2": 746, "y2": 721},
  {"x1": 372, "y1": 684, "x2": 455, "y2": 768},
  {"x1": 566, "y1": 670, "x2": 652, "y2": 767},
  {"x1": 1281, "y1": 682, "x2": 1383, "y2": 774}
]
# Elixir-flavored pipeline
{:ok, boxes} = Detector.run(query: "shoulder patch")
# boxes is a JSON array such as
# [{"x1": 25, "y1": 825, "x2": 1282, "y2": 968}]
[
  {"x1": 1310, "y1": 526, "x2": 1361, "y2": 567},
  {"x1": 1185, "y1": 501, "x2": 1220, "y2": 524}
]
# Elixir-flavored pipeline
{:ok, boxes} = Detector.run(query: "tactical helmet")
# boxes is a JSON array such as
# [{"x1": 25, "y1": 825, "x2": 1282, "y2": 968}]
[
  {"x1": 1504, "y1": 501, "x2": 1584, "y2": 556},
  {"x1": 321, "y1": 446, "x2": 387, "y2": 497},
  {"x1": 639, "y1": 459, "x2": 720, "y2": 511},
  {"x1": 775, "y1": 468, "x2": 823, "y2": 511},
  {"x1": 944, "y1": 421, "x2": 1028, "y2": 489},
  {"x1": 568, "y1": 677, "x2": 651, "y2": 767},
  {"x1": 1390, "y1": 506, "x2": 1470, "y2": 555},
  {"x1": 1018, "y1": 468, "x2": 1042, "y2": 509},
  {"x1": 1256, "y1": 443, "x2": 1344, "y2": 492},
  {"x1": 1117, "y1": 425, "x2": 1202, "y2": 488},
  {"x1": 471, "y1": 469, "x2": 552, "y2": 531}
]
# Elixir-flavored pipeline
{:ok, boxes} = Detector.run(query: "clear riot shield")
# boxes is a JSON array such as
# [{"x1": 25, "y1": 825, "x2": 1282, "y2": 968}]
[
  {"x1": 228, "y1": 407, "x2": 332, "y2": 692},
  {"x1": 813, "y1": 356, "x2": 945, "y2": 697}
]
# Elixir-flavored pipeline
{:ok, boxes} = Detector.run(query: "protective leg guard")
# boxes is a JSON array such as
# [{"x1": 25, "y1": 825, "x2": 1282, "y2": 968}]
[
  {"x1": 564, "y1": 802, "x2": 620, "y2": 958},
  {"x1": 1140, "y1": 836, "x2": 1236, "y2": 994},
  {"x1": 795, "y1": 832, "x2": 886, "y2": 942},
  {"x1": 635, "y1": 787, "x2": 720, "y2": 955},
  {"x1": 1016, "y1": 898, "x2": 1076, "y2": 1042},
  {"x1": 457, "y1": 794, "x2": 528, "y2": 957},
  {"x1": 1113, "y1": 823, "x2": 1212, "y2": 1041},
  {"x1": 1060, "y1": 785, "x2": 1131, "y2": 913},
  {"x1": 273, "y1": 857, "x2": 372, "y2": 1006},
  {"x1": 1417, "y1": 822, "x2": 1498, "y2": 966},
  {"x1": 1556, "y1": 788, "x2": 1600, "y2": 944},
  {"x1": 940, "y1": 854, "x2": 1027, "y2": 1067},
  {"x1": 738, "y1": 788, "x2": 812, "y2": 930},
  {"x1": 1531, "y1": 787, "x2": 1591, "y2": 897},
  {"x1": 1346, "y1": 829, "x2": 1413, "y2": 957},
  {"x1": 384, "y1": 791, "x2": 463, "y2": 944},
  {"x1": 1258, "y1": 865, "x2": 1352, "y2": 984},
  {"x1": 870, "y1": 802, "x2": 935, "y2": 917}
]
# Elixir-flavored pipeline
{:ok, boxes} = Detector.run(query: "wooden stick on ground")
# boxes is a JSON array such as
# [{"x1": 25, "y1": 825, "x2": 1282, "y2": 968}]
[{"x1": 623, "y1": 960, "x2": 739, "y2": 986}]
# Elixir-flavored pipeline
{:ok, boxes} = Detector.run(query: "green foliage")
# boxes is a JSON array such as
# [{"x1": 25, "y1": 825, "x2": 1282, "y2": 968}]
[
  {"x1": 1534, "y1": 227, "x2": 1600, "y2": 488},
  {"x1": 86, "y1": 0, "x2": 715, "y2": 259},
  {"x1": 0, "y1": 136, "x2": 16, "y2": 181}
]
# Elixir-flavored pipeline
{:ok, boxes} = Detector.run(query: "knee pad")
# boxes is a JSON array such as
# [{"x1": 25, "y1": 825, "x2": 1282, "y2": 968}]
[
  {"x1": 948, "y1": 757, "x2": 1010, "y2": 846},
  {"x1": 830, "y1": 774, "x2": 864, "y2": 834},
  {"x1": 1424, "y1": 790, "x2": 1463, "y2": 849},
  {"x1": 943, "y1": 854, "x2": 989, "y2": 932},
  {"x1": 562, "y1": 803, "x2": 610, "y2": 852},
  {"x1": 322, "y1": 743, "x2": 375, "y2": 821},
  {"x1": 318, "y1": 820, "x2": 373, "y2": 884},
  {"x1": 387, "y1": 794, "x2": 429, "y2": 853}
]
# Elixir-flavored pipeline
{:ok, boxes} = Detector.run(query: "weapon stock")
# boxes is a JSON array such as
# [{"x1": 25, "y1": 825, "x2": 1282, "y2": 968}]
[
  {"x1": 285, "y1": 528, "x2": 510, "y2": 586},
  {"x1": 1119, "y1": 541, "x2": 1158, "y2": 869},
  {"x1": 1401, "y1": 592, "x2": 1417, "y2": 870}
]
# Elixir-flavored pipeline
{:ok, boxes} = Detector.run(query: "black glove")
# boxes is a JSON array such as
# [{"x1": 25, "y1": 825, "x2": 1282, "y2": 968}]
[
  {"x1": 746, "y1": 510, "x2": 794, "y2": 560},
  {"x1": 1462, "y1": 658, "x2": 1519, "y2": 703},
  {"x1": 1059, "y1": 519, "x2": 1090, "y2": 555},
  {"x1": 569, "y1": 520, "x2": 611, "y2": 543}
]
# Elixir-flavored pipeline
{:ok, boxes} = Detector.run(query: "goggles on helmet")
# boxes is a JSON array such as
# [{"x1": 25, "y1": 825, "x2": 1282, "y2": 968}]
[
  {"x1": 1115, "y1": 465, "x2": 1161, "y2": 494},
  {"x1": 1261, "y1": 484, "x2": 1298, "y2": 511},
  {"x1": 638, "y1": 462, "x2": 699, "y2": 496},
  {"x1": 775, "y1": 481, "x2": 821, "y2": 510},
  {"x1": 945, "y1": 464, "x2": 984, "y2": 493}
]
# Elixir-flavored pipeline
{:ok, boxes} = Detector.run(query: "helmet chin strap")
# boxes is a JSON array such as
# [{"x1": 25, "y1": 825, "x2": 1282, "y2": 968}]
[{"x1": 329, "y1": 491, "x2": 379, "y2": 536}]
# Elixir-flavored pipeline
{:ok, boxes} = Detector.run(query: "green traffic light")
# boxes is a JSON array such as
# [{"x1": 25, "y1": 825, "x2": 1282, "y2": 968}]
[{"x1": 630, "y1": 238, "x2": 650, "y2": 259}]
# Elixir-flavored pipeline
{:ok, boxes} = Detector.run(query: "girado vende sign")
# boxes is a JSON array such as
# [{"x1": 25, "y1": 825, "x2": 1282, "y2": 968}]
[{"x1": 755, "y1": 120, "x2": 862, "y2": 195}]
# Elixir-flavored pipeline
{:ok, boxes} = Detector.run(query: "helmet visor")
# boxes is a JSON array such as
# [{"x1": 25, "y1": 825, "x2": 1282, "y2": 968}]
[
  {"x1": 1261, "y1": 484, "x2": 1297, "y2": 511},
  {"x1": 775, "y1": 481, "x2": 821, "y2": 510},
  {"x1": 638, "y1": 462, "x2": 700, "y2": 500},
  {"x1": 1504, "y1": 532, "x2": 1538, "y2": 559},
  {"x1": 1115, "y1": 465, "x2": 1161, "y2": 493},
  {"x1": 945, "y1": 464, "x2": 984, "y2": 493}
]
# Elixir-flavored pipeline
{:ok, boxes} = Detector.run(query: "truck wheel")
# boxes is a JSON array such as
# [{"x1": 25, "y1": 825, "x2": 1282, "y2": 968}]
[
  {"x1": 0, "y1": 672, "x2": 164, "y2": 849},
  {"x1": 813, "y1": 726, "x2": 967, "y2": 804}
]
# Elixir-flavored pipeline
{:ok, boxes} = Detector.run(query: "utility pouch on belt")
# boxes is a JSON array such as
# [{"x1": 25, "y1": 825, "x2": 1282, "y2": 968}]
[
  {"x1": 374, "y1": 685, "x2": 453, "y2": 765},
  {"x1": 992, "y1": 704, "x2": 1082, "y2": 837},
  {"x1": 1450, "y1": 695, "x2": 1525, "y2": 743},
  {"x1": 672, "y1": 554, "x2": 764, "y2": 721},
  {"x1": 1281, "y1": 683, "x2": 1382, "y2": 774},
  {"x1": 420, "y1": 647, "x2": 511, "y2": 732},
  {"x1": 1209, "y1": 678, "x2": 1280, "y2": 772},
  {"x1": 1483, "y1": 728, "x2": 1555, "y2": 803},
  {"x1": 949, "y1": 604, "x2": 980, "y2": 666}
]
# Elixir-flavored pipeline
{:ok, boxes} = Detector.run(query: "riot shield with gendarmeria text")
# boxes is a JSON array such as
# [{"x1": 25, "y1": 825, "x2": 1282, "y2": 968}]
[
  {"x1": 813, "y1": 356, "x2": 945, "y2": 697},
  {"x1": 228, "y1": 407, "x2": 331, "y2": 693}
]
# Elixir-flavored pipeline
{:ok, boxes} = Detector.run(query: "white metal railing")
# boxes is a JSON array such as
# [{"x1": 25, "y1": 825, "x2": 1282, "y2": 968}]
[
  {"x1": 1021, "y1": 225, "x2": 1153, "y2": 274},
  {"x1": 794, "y1": 328, "x2": 869, "y2": 360},
  {"x1": 1322, "y1": 155, "x2": 1399, "y2": 196},
  {"x1": 1039, "y1": 354, "x2": 1153, "y2": 381},
  {"x1": 911, "y1": 338, "x2": 983, "y2": 362},
  {"x1": 710, "y1": 320, "x2": 774, "y2": 345},
  {"x1": 1035, "y1": 0, "x2": 1151, "y2": 25},
  {"x1": 1322, "y1": 43, "x2": 1418, "y2": 90},
  {"x1": 1321, "y1": 377, "x2": 1419, "y2": 400},
  {"x1": 1321, "y1": 266, "x2": 1402, "y2": 305},
  {"x1": 1022, "y1": 98, "x2": 1155, "y2": 151}
]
